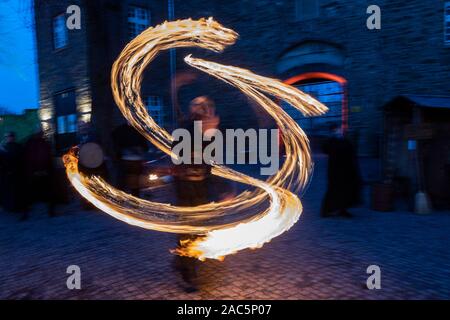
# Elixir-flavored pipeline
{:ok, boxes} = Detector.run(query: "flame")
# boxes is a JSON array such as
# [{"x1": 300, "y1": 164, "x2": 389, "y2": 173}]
[{"x1": 63, "y1": 18, "x2": 327, "y2": 260}]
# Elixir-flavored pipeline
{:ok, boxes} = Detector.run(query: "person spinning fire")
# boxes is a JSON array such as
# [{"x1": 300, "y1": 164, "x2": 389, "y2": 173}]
[{"x1": 171, "y1": 73, "x2": 220, "y2": 293}]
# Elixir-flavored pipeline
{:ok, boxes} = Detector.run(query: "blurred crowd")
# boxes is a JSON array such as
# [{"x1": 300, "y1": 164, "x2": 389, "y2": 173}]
[
  {"x1": 0, "y1": 124, "x2": 154, "y2": 219},
  {"x1": 0, "y1": 130, "x2": 56, "y2": 220}
]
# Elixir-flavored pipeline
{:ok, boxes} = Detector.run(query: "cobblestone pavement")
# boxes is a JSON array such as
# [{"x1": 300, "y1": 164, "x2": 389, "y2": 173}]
[{"x1": 0, "y1": 157, "x2": 449, "y2": 300}]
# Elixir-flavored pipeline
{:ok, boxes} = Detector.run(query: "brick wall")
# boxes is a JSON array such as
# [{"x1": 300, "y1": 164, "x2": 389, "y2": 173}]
[
  {"x1": 35, "y1": 0, "x2": 450, "y2": 156},
  {"x1": 34, "y1": 0, "x2": 90, "y2": 141},
  {"x1": 171, "y1": 0, "x2": 450, "y2": 155}
]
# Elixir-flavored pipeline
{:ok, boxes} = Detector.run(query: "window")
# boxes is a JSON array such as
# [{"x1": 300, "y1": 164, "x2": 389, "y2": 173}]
[
  {"x1": 282, "y1": 80, "x2": 345, "y2": 135},
  {"x1": 145, "y1": 96, "x2": 164, "y2": 126},
  {"x1": 55, "y1": 90, "x2": 77, "y2": 135},
  {"x1": 128, "y1": 6, "x2": 150, "y2": 39},
  {"x1": 56, "y1": 114, "x2": 77, "y2": 134},
  {"x1": 54, "y1": 90, "x2": 77, "y2": 152},
  {"x1": 295, "y1": 0, "x2": 319, "y2": 21},
  {"x1": 445, "y1": 2, "x2": 450, "y2": 44},
  {"x1": 53, "y1": 14, "x2": 68, "y2": 49}
]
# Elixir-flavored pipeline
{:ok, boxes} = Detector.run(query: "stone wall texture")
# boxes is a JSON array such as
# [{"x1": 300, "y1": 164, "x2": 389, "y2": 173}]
[{"x1": 35, "y1": 0, "x2": 450, "y2": 156}]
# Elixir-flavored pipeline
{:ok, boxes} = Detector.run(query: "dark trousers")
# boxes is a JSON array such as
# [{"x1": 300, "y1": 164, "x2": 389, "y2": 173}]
[{"x1": 174, "y1": 178, "x2": 209, "y2": 287}]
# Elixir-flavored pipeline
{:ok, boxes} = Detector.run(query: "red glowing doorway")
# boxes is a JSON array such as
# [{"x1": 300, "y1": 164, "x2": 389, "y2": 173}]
[{"x1": 284, "y1": 72, "x2": 348, "y2": 134}]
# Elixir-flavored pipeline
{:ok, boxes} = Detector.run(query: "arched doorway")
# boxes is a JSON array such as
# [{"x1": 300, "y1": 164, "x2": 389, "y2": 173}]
[
  {"x1": 283, "y1": 72, "x2": 348, "y2": 136},
  {"x1": 277, "y1": 41, "x2": 347, "y2": 137}
]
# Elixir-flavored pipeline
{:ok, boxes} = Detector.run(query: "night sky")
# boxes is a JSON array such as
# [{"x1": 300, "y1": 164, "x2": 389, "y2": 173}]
[{"x1": 0, "y1": 0, "x2": 39, "y2": 113}]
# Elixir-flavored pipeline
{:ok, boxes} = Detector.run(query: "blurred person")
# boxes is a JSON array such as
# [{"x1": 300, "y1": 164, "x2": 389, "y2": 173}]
[
  {"x1": 77, "y1": 121, "x2": 108, "y2": 177},
  {"x1": 170, "y1": 72, "x2": 219, "y2": 292},
  {"x1": 21, "y1": 130, "x2": 55, "y2": 220},
  {"x1": 171, "y1": 72, "x2": 237, "y2": 292},
  {"x1": 0, "y1": 132, "x2": 24, "y2": 213},
  {"x1": 78, "y1": 121, "x2": 97, "y2": 145},
  {"x1": 112, "y1": 124, "x2": 148, "y2": 197},
  {"x1": 172, "y1": 95, "x2": 219, "y2": 293},
  {"x1": 321, "y1": 124, "x2": 362, "y2": 218},
  {"x1": 77, "y1": 122, "x2": 109, "y2": 210},
  {"x1": 173, "y1": 96, "x2": 220, "y2": 201}
]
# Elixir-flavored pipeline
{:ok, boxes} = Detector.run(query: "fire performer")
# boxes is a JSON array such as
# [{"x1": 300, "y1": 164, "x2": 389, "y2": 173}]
[
  {"x1": 112, "y1": 123, "x2": 148, "y2": 197},
  {"x1": 64, "y1": 18, "x2": 328, "y2": 261},
  {"x1": 171, "y1": 73, "x2": 220, "y2": 292}
]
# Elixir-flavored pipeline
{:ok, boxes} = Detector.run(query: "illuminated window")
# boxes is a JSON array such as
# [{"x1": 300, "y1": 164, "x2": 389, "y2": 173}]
[
  {"x1": 295, "y1": 0, "x2": 319, "y2": 21},
  {"x1": 445, "y1": 2, "x2": 450, "y2": 44},
  {"x1": 55, "y1": 90, "x2": 77, "y2": 134},
  {"x1": 128, "y1": 6, "x2": 150, "y2": 39},
  {"x1": 57, "y1": 114, "x2": 77, "y2": 134},
  {"x1": 53, "y1": 14, "x2": 68, "y2": 49},
  {"x1": 282, "y1": 80, "x2": 344, "y2": 135},
  {"x1": 145, "y1": 96, "x2": 164, "y2": 126}
]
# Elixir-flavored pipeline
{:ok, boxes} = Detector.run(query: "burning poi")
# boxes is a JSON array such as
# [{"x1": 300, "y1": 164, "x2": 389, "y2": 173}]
[{"x1": 63, "y1": 18, "x2": 328, "y2": 261}]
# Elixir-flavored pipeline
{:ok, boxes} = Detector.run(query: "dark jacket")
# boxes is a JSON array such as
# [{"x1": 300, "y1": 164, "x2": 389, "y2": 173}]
[{"x1": 322, "y1": 135, "x2": 362, "y2": 213}]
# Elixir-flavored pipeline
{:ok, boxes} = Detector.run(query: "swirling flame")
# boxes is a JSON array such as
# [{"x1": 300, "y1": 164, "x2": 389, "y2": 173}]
[{"x1": 63, "y1": 18, "x2": 327, "y2": 261}]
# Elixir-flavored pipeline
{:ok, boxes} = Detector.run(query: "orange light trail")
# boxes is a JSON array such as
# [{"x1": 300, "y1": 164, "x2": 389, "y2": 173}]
[{"x1": 63, "y1": 18, "x2": 327, "y2": 261}]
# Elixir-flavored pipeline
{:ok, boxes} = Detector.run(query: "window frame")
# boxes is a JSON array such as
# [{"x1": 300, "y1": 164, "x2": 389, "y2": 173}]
[
  {"x1": 54, "y1": 89, "x2": 77, "y2": 135},
  {"x1": 283, "y1": 72, "x2": 349, "y2": 134},
  {"x1": 53, "y1": 13, "x2": 68, "y2": 50},
  {"x1": 57, "y1": 116, "x2": 67, "y2": 134},
  {"x1": 127, "y1": 5, "x2": 151, "y2": 39},
  {"x1": 56, "y1": 114, "x2": 77, "y2": 135},
  {"x1": 145, "y1": 95, "x2": 164, "y2": 126}
]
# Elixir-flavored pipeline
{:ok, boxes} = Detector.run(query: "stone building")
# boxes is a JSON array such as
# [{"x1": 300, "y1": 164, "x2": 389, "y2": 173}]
[
  {"x1": 34, "y1": 0, "x2": 450, "y2": 157},
  {"x1": 35, "y1": 0, "x2": 170, "y2": 155}
]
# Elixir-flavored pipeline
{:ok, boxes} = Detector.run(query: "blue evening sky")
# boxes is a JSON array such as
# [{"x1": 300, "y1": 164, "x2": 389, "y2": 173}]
[{"x1": 0, "y1": 0, "x2": 39, "y2": 113}]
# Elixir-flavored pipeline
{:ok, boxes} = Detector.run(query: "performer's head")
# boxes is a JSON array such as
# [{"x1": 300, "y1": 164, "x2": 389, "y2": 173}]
[{"x1": 189, "y1": 96, "x2": 215, "y2": 121}]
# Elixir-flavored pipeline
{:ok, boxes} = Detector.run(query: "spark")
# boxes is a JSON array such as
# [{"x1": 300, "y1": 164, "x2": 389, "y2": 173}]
[{"x1": 63, "y1": 18, "x2": 327, "y2": 260}]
